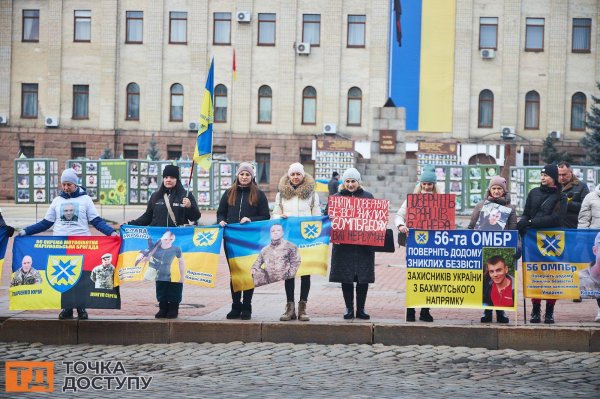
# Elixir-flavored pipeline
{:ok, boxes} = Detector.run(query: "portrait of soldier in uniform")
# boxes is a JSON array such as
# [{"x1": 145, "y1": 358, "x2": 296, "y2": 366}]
[
  {"x1": 90, "y1": 253, "x2": 116, "y2": 290},
  {"x1": 251, "y1": 224, "x2": 301, "y2": 287},
  {"x1": 10, "y1": 255, "x2": 42, "y2": 287}
]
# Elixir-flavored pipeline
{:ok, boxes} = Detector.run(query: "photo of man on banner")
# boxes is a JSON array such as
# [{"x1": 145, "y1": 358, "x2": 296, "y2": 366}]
[{"x1": 251, "y1": 223, "x2": 301, "y2": 288}]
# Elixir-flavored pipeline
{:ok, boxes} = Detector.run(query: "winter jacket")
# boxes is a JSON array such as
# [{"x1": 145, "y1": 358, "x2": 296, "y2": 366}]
[
  {"x1": 129, "y1": 181, "x2": 200, "y2": 227},
  {"x1": 272, "y1": 173, "x2": 321, "y2": 218},
  {"x1": 467, "y1": 192, "x2": 518, "y2": 230},
  {"x1": 561, "y1": 177, "x2": 590, "y2": 228},
  {"x1": 517, "y1": 184, "x2": 565, "y2": 234},
  {"x1": 578, "y1": 187, "x2": 600, "y2": 228},
  {"x1": 328, "y1": 177, "x2": 339, "y2": 195},
  {"x1": 329, "y1": 187, "x2": 376, "y2": 284},
  {"x1": 216, "y1": 185, "x2": 270, "y2": 224},
  {"x1": 24, "y1": 187, "x2": 114, "y2": 236}
]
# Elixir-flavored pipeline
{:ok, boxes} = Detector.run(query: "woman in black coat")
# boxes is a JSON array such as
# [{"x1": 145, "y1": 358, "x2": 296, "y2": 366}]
[
  {"x1": 328, "y1": 168, "x2": 375, "y2": 320},
  {"x1": 128, "y1": 165, "x2": 201, "y2": 319},
  {"x1": 217, "y1": 162, "x2": 270, "y2": 320}
]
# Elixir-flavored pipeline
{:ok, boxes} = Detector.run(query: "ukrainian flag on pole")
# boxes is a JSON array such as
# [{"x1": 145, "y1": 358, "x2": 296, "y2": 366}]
[{"x1": 193, "y1": 58, "x2": 215, "y2": 170}]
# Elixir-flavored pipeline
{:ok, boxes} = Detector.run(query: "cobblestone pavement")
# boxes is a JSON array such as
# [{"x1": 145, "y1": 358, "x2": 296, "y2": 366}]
[{"x1": 1, "y1": 341, "x2": 598, "y2": 398}]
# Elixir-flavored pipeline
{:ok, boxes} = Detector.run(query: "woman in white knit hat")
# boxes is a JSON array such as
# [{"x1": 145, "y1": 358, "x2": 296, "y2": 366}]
[
  {"x1": 272, "y1": 162, "x2": 321, "y2": 321},
  {"x1": 328, "y1": 167, "x2": 375, "y2": 320}
]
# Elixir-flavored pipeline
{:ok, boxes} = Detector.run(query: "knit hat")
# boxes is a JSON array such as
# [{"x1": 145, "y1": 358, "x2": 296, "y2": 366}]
[
  {"x1": 541, "y1": 164, "x2": 559, "y2": 184},
  {"x1": 236, "y1": 162, "x2": 255, "y2": 179},
  {"x1": 288, "y1": 162, "x2": 305, "y2": 177},
  {"x1": 162, "y1": 165, "x2": 180, "y2": 179},
  {"x1": 61, "y1": 168, "x2": 79, "y2": 185},
  {"x1": 488, "y1": 176, "x2": 507, "y2": 192},
  {"x1": 342, "y1": 167, "x2": 361, "y2": 183},
  {"x1": 419, "y1": 166, "x2": 437, "y2": 184},
  {"x1": 332, "y1": 171, "x2": 339, "y2": 178}
]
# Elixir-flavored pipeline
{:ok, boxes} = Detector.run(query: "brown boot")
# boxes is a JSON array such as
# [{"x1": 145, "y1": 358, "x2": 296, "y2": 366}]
[
  {"x1": 280, "y1": 302, "x2": 296, "y2": 321},
  {"x1": 298, "y1": 300, "x2": 310, "y2": 321}
]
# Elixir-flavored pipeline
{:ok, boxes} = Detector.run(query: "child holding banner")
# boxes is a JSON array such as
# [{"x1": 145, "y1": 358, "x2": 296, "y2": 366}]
[
  {"x1": 19, "y1": 168, "x2": 118, "y2": 320},
  {"x1": 329, "y1": 168, "x2": 375, "y2": 320},
  {"x1": 127, "y1": 165, "x2": 201, "y2": 319},
  {"x1": 394, "y1": 167, "x2": 439, "y2": 322},
  {"x1": 217, "y1": 162, "x2": 270, "y2": 320},
  {"x1": 468, "y1": 176, "x2": 517, "y2": 323},
  {"x1": 272, "y1": 162, "x2": 321, "y2": 321}
]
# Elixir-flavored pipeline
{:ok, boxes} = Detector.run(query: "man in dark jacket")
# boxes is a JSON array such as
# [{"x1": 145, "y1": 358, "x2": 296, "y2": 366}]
[
  {"x1": 558, "y1": 161, "x2": 589, "y2": 229},
  {"x1": 328, "y1": 172, "x2": 340, "y2": 195}
]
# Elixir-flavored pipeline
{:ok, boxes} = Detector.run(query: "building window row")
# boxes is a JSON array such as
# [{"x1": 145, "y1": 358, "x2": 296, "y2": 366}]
[
  {"x1": 479, "y1": 17, "x2": 592, "y2": 53},
  {"x1": 477, "y1": 89, "x2": 587, "y2": 131}
]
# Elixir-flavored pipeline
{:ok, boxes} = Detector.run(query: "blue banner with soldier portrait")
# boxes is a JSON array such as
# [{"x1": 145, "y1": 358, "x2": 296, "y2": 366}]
[
  {"x1": 224, "y1": 216, "x2": 331, "y2": 292},
  {"x1": 523, "y1": 229, "x2": 600, "y2": 299}
]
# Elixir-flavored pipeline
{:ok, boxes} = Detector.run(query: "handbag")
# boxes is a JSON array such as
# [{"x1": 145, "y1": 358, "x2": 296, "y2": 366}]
[
  {"x1": 144, "y1": 266, "x2": 158, "y2": 281},
  {"x1": 397, "y1": 230, "x2": 407, "y2": 247},
  {"x1": 372, "y1": 229, "x2": 396, "y2": 253}
]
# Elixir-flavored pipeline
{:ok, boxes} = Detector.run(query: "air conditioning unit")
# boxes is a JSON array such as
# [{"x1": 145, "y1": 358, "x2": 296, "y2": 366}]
[
  {"x1": 549, "y1": 130, "x2": 561, "y2": 140},
  {"x1": 236, "y1": 11, "x2": 251, "y2": 23},
  {"x1": 45, "y1": 116, "x2": 59, "y2": 127},
  {"x1": 323, "y1": 123, "x2": 337, "y2": 135},
  {"x1": 501, "y1": 126, "x2": 516, "y2": 140},
  {"x1": 0, "y1": 115, "x2": 7, "y2": 125},
  {"x1": 296, "y1": 42, "x2": 311, "y2": 55},
  {"x1": 480, "y1": 49, "x2": 496, "y2": 59},
  {"x1": 188, "y1": 122, "x2": 199, "y2": 131}
]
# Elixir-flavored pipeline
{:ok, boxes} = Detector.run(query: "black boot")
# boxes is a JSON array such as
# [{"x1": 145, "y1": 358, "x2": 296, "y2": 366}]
[
  {"x1": 480, "y1": 309, "x2": 493, "y2": 323},
  {"x1": 419, "y1": 308, "x2": 434, "y2": 322},
  {"x1": 226, "y1": 303, "x2": 242, "y2": 319},
  {"x1": 356, "y1": 309, "x2": 370, "y2": 320},
  {"x1": 59, "y1": 308, "x2": 73, "y2": 320},
  {"x1": 155, "y1": 301, "x2": 168, "y2": 318},
  {"x1": 355, "y1": 283, "x2": 369, "y2": 320},
  {"x1": 544, "y1": 302, "x2": 555, "y2": 324},
  {"x1": 341, "y1": 283, "x2": 354, "y2": 320},
  {"x1": 77, "y1": 308, "x2": 88, "y2": 320},
  {"x1": 240, "y1": 303, "x2": 252, "y2": 320},
  {"x1": 166, "y1": 302, "x2": 179, "y2": 319},
  {"x1": 530, "y1": 302, "x2": 541, "y2": 323},
  {"x1": 406, "y1": 308, "x2": 416, "y2": 322},
  {"x1": 496, "y1": 310, "x2": 509, "y2": 324},
  {"x1": 343, "y1": 308, "x2": 355, "y2": 319}
]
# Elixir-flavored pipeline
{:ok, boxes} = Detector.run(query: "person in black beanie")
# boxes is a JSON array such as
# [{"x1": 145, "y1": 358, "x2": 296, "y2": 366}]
[
  {"x1": 128, "y1": 164, "x2": 201, "y2": 319},
  {"x1": 517, "y1": 163, "x2": 566, "y2": 324}
]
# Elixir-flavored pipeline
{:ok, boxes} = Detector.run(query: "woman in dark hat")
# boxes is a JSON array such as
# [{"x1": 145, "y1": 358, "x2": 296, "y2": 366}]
[
  {"x1": 128, "y1": 164, "x2": 201, "y2": 319},
  {"x1": 217, "y1": 162, "x2": 270, "y2": 320}
]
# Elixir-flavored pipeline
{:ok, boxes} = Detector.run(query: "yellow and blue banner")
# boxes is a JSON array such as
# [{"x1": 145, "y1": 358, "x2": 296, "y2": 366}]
[
  {"x1": 224, "y1": 216, "x2": 331, "y2": 292},
  {"x1": 406, "y1": 230, "x2": 518, "y2": 310},
  {"x1": 10, "y1": 236, "x2": 121, "y2": 310},
  {"x1": 193, "y1": 58, "x2": 215, "y2": 171},
  {"x1": 0, "y1": 226, "x2": 9, "y2": 277},
  {"x1": 116, "y1": 225, "x2": 222, "y2": 287},
  {"x1": 523, "y1": 229, "x2": 600, "y2": 299}
]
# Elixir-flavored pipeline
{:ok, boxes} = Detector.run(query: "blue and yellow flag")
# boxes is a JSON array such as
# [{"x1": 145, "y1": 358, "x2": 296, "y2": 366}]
[
  {"x1": 116, "y1": 225, "x2": 222, "y2": 287},
  {"x1": 0, "y1": 226, "x2": 9, "y2": 277},
  {"x1": 193, "y1": 58, "x2": 215, "y2": 171},
  {"x1": 224, "y1": 217, "x2": 331, "y2": 292}
]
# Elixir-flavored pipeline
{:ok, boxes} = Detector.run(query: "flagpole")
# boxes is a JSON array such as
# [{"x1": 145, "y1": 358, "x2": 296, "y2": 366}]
[
  {"x1": 387, "y1": 0, "x2": 394, "y2": 97},
  {"x1": 228, "y1": 49, "x2": 235, "y2": 159}
]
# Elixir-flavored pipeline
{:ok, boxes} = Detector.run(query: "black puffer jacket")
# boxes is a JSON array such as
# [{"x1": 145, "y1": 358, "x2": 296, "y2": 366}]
[
  {"x1": 561, "y1": 178, "x2": 590, "y2": 228},
  {"x1": 329, "y1": 187, "x2": 376, "y2": 284},
  {"x1": 517, "y1": 184, "x2": 565, "y2": 234},
  {"x1": 216, "y1": 185, "x2": 270, "y2": 224},
  {"x1": 129, "y1": 181, "x2": 200, "y2": 227}
]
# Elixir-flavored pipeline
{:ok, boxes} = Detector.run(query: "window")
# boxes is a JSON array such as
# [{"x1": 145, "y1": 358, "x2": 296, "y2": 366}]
[
  {"x1": 74, "y1": 10, "x2": 91, "y2": 42},
  {"x1": 255, "y1": 148, "x2": 270, "y2": 184},
  {"x1": 126, "y1": 11, "x2": 143, "y2": 43},
  {"x1": 258, "y1": 85, "x2": 272, "y2": 123},
  {"x1": 525, "y1": 18, "x2": 544, "y2": 51},
  {"x1": 22, "y1": 10, "x2": 39, "y2": 42},
  {"x1": 21, "y1": 83, "x2": 38, "y2": 118},
  {"x1": 123, "y1": 143, "x2": 139, "y2": 159},
  {"x1": 213, "y1": 12, "x2": 231, "y2": 45},
  {"x1": 20, "y1": 140, "x2": 35, "y2": 158},
  {"x1": 479, "y1": 17, "x2": 498, "y2": 49},
  {"x1": 347, "y1": 15, "x2": 366, "y2": 47},
  {"x1": 71, "y1": 142, "x2": 86, "y2": 159},
  {"x1": 258, "y1": 13, "x2": 276, "y2": 45},
  {"x1": 302, "y1": 14, "x2": 320, "y2": 46},
  {"x1": 214, "y1": 84, "x2": 228, "y2": 122},
  {"x1": 167, "y1": 145, "x2": 182, "y2": 160},
  {"x1": 72, "y1": 85, "x2": 89, "y2": 119},
  {"x1": 170, "y1": 83, "x2": 184, "y2": 122},
  {"x1": 478, "y1": 90, "x2": 494, "y2": 128},
  {"x1": 213, "y1": 145, "x2": 227, "y2": 160},
  {"x1": 126, "y1": 83, "x2": 140, "y2": 120},
  {"x1": 302, "y1": 86, "x2": 317, "y2": 125},
  {"x1": 573, "y1": 18, "x2": 591, "y2": 53},
  {"x1": 571, "y1": 92, "x2": 587, "y2": 131},
  {"x1": 524, "y1": 91, "x2": 540, "y2": 129},
  {"x1": 347, "y1": 87, "x2": 362, "y2": 126},
  {"x1": 300, "y1": 148, "x2": 315, "y2": 177},
  {"x1": 170, "y1": 12, "x2": 187, "y2": 44}
]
